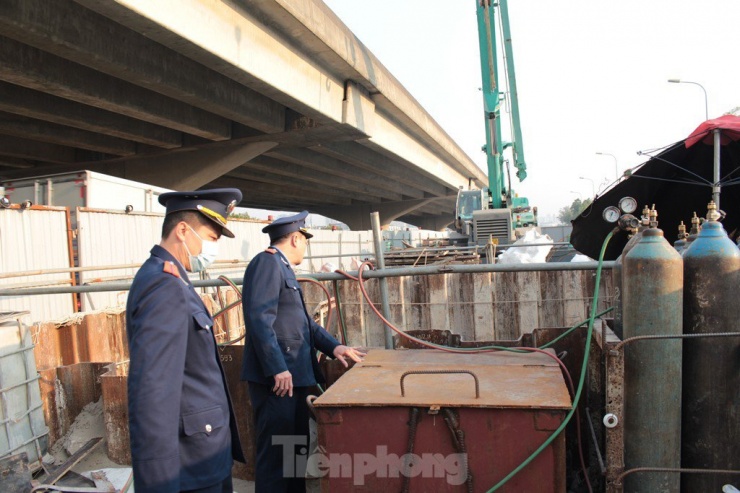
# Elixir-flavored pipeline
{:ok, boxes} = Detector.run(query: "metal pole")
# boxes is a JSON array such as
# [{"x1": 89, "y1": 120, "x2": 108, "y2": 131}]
[
  {"x1": 667, "y1": 79, "x2": 709, "y2": 121},
  {"x1": 370, "y1": 212, "x2": 394, "y2": 349},
  {"x1": 713, "y1": 129, "x2": 721, "y2": 209},
  {"x1": 597, "y1": 152, "x2": 619, "y2": 180},
  {"x1": 579, "y1": 176, "x2": 595, "y2": 197},
  {"x1": 0, "y1": 261, "x2": 617, "y2": 296}
]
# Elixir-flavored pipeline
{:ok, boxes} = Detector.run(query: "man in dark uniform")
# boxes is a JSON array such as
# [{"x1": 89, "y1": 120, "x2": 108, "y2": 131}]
[
  {"x1": 126, "y1": 189, "x2": 245, "y2": 493},
  {"x1": 241, "y1": 211, "x2": 365, "y2": 492}
]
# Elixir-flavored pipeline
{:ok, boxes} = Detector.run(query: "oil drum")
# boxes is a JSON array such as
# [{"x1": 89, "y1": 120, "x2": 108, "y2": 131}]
[
  {"x1": 622, "y1": 228, "x2": 683, "y2": 493},
  {"x1": 681, "y1": 218, "x2": 740, "y2": 491}
]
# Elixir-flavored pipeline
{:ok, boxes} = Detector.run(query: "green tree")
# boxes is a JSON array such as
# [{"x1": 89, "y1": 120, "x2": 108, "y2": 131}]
[
  {"x1": 557, "y1": 198, "x2": 592, "y2": 224},
  {"x1": 230, "y1": 211, "x2": 253, "y2": 220}
]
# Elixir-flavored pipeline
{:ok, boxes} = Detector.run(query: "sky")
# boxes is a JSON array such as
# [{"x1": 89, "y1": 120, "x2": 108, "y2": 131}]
[{"x1": 321, "y1": 0, "x2": 740, "y2": 225}]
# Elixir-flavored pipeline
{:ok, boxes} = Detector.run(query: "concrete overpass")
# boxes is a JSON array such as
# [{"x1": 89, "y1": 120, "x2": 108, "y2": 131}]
[{"x1": 0, "y1": 0, "x2": 487, "y2": 230}]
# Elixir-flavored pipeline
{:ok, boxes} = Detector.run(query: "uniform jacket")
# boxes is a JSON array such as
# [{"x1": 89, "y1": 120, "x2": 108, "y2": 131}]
[
  {"x1": 241, "y1": 248, "x2": 340, "y2": 386},
  {"x1": 126, "y1": 245, "x2": 244, "y2": 493}
]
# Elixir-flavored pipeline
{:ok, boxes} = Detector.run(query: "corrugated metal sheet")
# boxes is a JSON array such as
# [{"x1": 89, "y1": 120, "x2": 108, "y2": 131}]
[
  {"x1": 0, "y1": 206, "x2": 75, "y2": 322},
  {"x1": 77, "y1": 209, "x2": 162, "y2": 311},
  {"x1": 76, "y1": 213, "x2": 270, "y2": 309},
  {"x1": 75, "y1": 212, "x2": 453, "y2": 312},
  {"x1": 211, "y1": 218, "x2": 270, "y2": 281},
  {"x1": 301, "y1": 229, "x2": 374, "y2": 273}
]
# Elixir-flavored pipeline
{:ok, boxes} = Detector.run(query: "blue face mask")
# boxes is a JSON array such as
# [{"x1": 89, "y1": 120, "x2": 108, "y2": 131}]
[{"x1": 183, "y1": 225, "x2": 219, "y2": 272}]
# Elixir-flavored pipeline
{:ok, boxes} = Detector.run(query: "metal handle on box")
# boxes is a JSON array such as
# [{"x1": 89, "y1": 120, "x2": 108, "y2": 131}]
[
  {"x1": 306, "y1": 395, "x2": 318, "y2": 420},
  {"x1": 399, "y1": 370, "x2": 480, "y2": 398}
]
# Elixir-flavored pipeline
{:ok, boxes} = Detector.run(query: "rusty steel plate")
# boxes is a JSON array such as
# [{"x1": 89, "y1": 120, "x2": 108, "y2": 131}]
[{"x1": 314, "y1": 349, "x2": 571, "y2": 409}]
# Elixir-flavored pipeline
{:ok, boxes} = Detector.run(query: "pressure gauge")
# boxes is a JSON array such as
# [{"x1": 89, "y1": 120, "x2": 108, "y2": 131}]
[
  {"x1": 602, "y1": 206, "x2": 621, "y2": 223},
  {"x1": 619, "y1": 196, "x2": 638, "y2": 214}
]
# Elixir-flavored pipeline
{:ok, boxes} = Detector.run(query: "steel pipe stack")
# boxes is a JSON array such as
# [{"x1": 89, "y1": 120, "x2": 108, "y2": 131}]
[
  {"x1": 681, "y1": 202, "x2": 740, "y2": 491},
  {"x1": 623, "y1": 226, "x2": 683, "y2": 493}
]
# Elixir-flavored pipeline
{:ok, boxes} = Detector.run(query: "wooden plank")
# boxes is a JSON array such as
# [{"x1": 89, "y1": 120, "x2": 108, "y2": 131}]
[
  {"x1": 473, "y1": 272, "x2": 494, "y2": 341},
  {"x1": 582, "y1": 268, "x2": 612, "y2": 316},
  {"x1": 426, "y1": 274, "x2": 449, "y2": 332},
  {"x1": 338, "y1": 279, "x2": 364, "y2": 347},
  {"x1": 599, "y1": 269, "x2": 614, "y2": 314},
  {"x1": 386, "y1": 276, "x2": 405, "y2": 339},
  {"x1": 404, "y1": 275, "x2": 429, "y2": 333},
  {"x1": 40, "y1": 437, "x2": 102, "y2": 484},
  {"x1": 517, "y1": 271, "x2": 540, "y2": 335},
  {"x1": 362, "y1": 278, "x2": 385, "y2": 348},
  {"x1": 539, "y1": 270, "x2": 565, "y2": 328},
  {"x1": 563, "y1": 270, "x2": 586, "y2": 326},
  {"x1": 493, "y1": 272, "x2": 519, "y2": 340},
  {"x1": 447, "y1": 272, "x2": 476, "y2": 342}
]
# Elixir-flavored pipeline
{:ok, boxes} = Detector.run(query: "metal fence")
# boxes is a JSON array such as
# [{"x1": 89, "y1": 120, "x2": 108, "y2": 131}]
[
  {"x1": 0, "y1": 206, "x2": 75, "y2": 321},
  {"x1": 2, "y1": 207, "x2": 451, "y2": 322}
]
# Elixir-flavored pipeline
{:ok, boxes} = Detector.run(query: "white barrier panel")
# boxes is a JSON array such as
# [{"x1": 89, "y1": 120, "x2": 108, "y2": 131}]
[
  {"x1": 76, "y1": 210, "x2": 449, "y2": 311},
  {"x1": 0, "y1": 206, "x2": 75, "y2": 322},
  {"x1": 76, "y1": 208, "x2": 162, "y2": 311}
]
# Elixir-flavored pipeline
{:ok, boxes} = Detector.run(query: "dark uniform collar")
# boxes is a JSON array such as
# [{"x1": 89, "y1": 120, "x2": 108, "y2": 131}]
[
  {"x1": 270, "y1": 245, "x2": 292, "y2": 267},
  {"x1": 151, "y1": 245, "x2": 191, "y2": 285}
]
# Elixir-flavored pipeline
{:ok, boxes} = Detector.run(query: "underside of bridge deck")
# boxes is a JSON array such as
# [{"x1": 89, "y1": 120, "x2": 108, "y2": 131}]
[{"x1": 0, "y1": 0, "x2": 486, "y2": 229}]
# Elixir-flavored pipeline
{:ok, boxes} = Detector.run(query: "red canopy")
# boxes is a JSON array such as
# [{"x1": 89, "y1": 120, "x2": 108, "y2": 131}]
[{"x1": 685, "y1": 114, "x2": 740, "y2": 148}]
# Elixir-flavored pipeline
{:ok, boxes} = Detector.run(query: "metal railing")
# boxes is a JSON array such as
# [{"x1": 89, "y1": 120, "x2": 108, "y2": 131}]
[{"x1": 0, "y1": 261, "x2": 614, "y2": 296}]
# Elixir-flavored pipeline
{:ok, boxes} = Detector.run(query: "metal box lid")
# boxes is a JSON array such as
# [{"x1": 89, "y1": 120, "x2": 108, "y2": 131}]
[{"x1": 313, "y1": 349, "x2": 571, "y2": 409}]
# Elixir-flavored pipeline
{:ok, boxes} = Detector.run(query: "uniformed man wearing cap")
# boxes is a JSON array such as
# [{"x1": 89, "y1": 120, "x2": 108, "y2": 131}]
[
  {"x1": 126, "y1": 189, "x2": 245, "y2": 493},
  {"x1": 241, "y1": 211, "x2": 366, "y2": 493}
]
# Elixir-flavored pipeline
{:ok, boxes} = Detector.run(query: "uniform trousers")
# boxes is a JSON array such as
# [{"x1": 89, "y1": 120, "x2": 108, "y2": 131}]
[
  {"x1": 181, "y1": 475, "x2": 233, "y2": 493},
  {"x1": 249, "y1": 382, "x2": 313, "y2": 493}
]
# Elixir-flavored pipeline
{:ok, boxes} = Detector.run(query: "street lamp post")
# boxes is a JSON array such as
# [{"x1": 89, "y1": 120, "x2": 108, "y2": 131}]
[
  {"x1": 579, "y1": 176, "x2": 595, "y2": 197},
  {"x1": 668, "y1": 79, "x2": 709, "y2": 121},
  {"x1": 596, "y1": 152, "x2": 618, "y2": 180},
  {"x1": 569, "y1": 190, "x2": 582, "y2": 200}
]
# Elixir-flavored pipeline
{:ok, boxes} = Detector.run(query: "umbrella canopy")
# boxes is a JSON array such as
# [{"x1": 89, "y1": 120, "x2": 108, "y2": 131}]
[{"x1": 571, "y1": 115, "x2": 740, "y2": 260}]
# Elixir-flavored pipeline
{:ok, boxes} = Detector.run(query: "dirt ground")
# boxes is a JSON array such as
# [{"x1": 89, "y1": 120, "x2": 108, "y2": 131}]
[
  {"x1": 70, "y1": 447, "x2": 256, "y2": 492},
  {"x1": 48, "y1": 399, "x2": 256, "y2": 492},
  {"x1": 48, "y1": 398, "x2": 324, "y2": 492}
]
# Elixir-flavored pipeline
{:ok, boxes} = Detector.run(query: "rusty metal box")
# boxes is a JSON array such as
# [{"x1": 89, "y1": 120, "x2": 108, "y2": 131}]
[{"x1": 312, "y1": 349, "x2": 570, "y2": 492}]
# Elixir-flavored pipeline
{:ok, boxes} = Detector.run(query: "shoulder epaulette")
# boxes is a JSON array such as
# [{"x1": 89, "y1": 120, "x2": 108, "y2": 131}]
[
  {"x1": 265, "y1": 247, "x2": 277, "y2": 255},
  {"x1": 163, "y1": 261, "x2": 181, "y2": 278}
]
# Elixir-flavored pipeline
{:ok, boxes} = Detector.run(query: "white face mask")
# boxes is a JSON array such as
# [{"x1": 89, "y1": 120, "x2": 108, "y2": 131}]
[{"x1": 183, "y1": 225, "x2": 219, "y2": 272}]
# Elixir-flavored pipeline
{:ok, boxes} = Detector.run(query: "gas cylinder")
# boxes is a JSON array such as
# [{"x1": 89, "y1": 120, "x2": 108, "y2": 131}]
[
  {"x1": 673, "y1": 221, "x2": 687, "y2": 253},
  {"x1": 681, "y1": 201, "x2": 740, "y2": 491},
  {"x1": 613, "y1": 205, "x2": 650, "y2": 339},
  {"x1": 622, "y1": 224, "x2": 683, "y2": 493}
]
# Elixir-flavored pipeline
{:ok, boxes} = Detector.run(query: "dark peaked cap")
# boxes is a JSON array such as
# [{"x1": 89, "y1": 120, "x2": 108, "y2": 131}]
[
  {"x1": 262, "y1": 210, "x2": 314, "y2": 241},
  {"x1": 159, "y1": 188, "x2": 242, "y2": 238}
]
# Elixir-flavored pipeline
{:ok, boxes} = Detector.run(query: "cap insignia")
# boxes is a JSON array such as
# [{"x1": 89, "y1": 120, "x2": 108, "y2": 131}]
[
  {"x1": 197, "y1": 204, "x2": 227, "y2": 226},
  {"x1": 226, "y1": 200, "x2": 236, "y2": 216}
]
